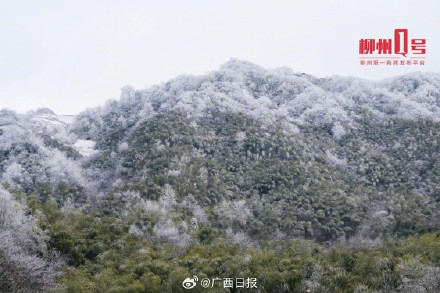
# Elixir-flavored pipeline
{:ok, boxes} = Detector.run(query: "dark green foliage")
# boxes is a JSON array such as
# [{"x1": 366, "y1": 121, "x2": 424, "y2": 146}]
[{"x1": 29, "y1": 198, "x2": 440, "y2": 292}]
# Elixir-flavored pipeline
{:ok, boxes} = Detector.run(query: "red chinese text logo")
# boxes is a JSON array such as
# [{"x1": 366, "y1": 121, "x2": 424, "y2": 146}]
[{"x1": 359, "y1": 29, "x2": 426, "y2": 66}]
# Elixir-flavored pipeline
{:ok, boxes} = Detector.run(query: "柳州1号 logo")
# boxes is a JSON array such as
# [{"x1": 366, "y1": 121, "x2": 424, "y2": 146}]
[{"x1": 359, "y1": 29, "x2": 426, "y2": 66}]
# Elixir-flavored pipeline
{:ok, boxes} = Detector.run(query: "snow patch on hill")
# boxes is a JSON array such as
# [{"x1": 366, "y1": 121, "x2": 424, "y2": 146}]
[{"x1": 73, "y1": 139, "x2": 98, "y2": 157}]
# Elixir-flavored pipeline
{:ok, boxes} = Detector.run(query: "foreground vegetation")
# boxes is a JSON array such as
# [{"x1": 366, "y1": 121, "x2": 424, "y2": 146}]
[{"x1": 2, "y1": 192, "x2": 436, "y2": 292}]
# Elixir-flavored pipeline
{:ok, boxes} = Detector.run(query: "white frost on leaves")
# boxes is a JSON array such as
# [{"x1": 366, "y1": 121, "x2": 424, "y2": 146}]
[
  {"x1": 153, "y1": 218, "x2": 191, "y2": 248},
  {"x1": 331, "y1": 123, "x2": 346, "y2": 140},
  {"x1": 214, "y1": 200, "x2": 252, "y2": 229},
  {"x1": 236, "y1": 131, "x2": 247, "y2": 142},
  {"x1": 43, "y1": 149, "x2": 89, "y2": 187},
  {"x1": 325, "y1": 150, "x2": 347, "y2": 168},
  {"x1": 159, "y1": 184, "x2": 178, "y2": 210},
  {"x1": 2, "y1": 162, "x2": 32, "y2": 192},
  {"x1": 0, "y1": 188, "x2": 64, "y2": 289},
  {"x1": 117, "y1": 141, "x2": 129, "y2": 152}
]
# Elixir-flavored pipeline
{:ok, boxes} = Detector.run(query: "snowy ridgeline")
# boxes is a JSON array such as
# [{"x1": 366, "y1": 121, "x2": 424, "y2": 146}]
[
  {"x1": 3, "y1": 59, "x2": 438, "y2": 146},
  {"x1": 71, "y1": 59, "x2": 440, "y2": 142},
  {"x1": 0, "y1": 59, "x2": 439, "y2": 198}
]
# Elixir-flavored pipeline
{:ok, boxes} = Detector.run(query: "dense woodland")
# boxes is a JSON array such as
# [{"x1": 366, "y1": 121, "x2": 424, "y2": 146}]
[{"x1": 1, "y1": 60, "x2": 440, "y2": 292}]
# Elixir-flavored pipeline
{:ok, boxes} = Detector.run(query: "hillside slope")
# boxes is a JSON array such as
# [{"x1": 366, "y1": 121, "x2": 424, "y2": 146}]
[{"x1": 1, "y1": 60, "x2": 440, "y2": 292}]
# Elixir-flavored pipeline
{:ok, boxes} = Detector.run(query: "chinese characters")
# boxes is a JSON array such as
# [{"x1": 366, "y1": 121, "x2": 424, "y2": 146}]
[
  {"x1": 359, "y1": 29, "x2": 426, "y2": 66},
  {"x1": 182, "y1": 276, "x2": 258, "y2": 289}
]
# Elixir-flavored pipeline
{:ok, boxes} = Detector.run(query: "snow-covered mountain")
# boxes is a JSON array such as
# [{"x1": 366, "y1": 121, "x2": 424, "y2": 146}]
[
  {"x1": 1, "y1": 60, "x2": 440, "y2": 292},
  {"x1": 71, "y1": 59, "x2": 440, "y2": 146},
  {"x1": 1, "y1": 59, "x2": 440, "y2": 217},
  {"x1": 1, "y1": 60, "x2": 440, "y2": 237}
]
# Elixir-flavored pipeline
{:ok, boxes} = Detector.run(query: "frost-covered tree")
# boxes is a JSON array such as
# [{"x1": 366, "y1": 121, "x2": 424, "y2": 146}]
[{"x1": 0, "y1": 188, "x2": 63, "y2": 292}]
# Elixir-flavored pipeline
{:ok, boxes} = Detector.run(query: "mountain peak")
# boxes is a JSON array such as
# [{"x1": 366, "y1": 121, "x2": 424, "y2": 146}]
[
  {"x1": 219, "y1": 58, "x2": 265, "y2": 73},
  {"x1": 35, "y1": 108, "x2": 56, "y2": 115}
]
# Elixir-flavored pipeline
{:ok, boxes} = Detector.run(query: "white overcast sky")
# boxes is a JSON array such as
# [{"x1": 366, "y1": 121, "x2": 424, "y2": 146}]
[{"x1": 1, "y1": 0, "x2": 439, "y2": 115}]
